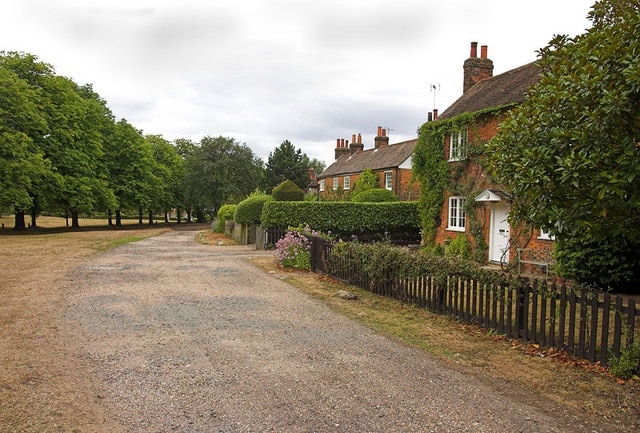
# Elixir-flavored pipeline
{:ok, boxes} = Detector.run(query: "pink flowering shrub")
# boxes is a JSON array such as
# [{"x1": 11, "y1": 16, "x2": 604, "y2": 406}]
[{"x1": 274, "y1": 231, "x2": 311, "y2": 270}]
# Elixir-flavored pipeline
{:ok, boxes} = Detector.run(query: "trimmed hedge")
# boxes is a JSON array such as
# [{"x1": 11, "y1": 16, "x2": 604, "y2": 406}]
[
  {"x1": 234, "y1": 194, "x2": 274, "y2": 225},
  {"x1": 261, "y1": 201, "x2": 420, "y2": 235},
  {"x1": 213, "y1": 204, "x2": 236, "y2": 232},
  {"x1": 272, "y1": 179, "x2": 305, "y2": 201},
  {"x1": 351, "y1": 188, "x2": 399, "y2": 203}
]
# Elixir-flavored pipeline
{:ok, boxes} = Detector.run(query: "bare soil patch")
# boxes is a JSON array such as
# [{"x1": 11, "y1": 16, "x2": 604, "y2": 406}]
[{"x1": 0, "y1": 217, "x2": 205, "y2": 432}]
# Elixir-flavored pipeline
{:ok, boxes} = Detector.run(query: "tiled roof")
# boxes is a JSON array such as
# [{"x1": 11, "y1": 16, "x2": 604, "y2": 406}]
[
  {"x1": 318, "y1": 139, "x2": 417, "y2": 179},
  {"x1": 438, "y1": 61, "x2": 540, "y2": 120}
]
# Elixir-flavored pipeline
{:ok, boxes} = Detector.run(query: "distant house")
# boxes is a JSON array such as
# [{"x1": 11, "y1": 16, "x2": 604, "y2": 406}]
[
  {"x1": 432, "y1": 42, "x2": 553, "y2": 271},
  {"x1": 317, "y1": 126, "x2": 419, "y2": 201}
]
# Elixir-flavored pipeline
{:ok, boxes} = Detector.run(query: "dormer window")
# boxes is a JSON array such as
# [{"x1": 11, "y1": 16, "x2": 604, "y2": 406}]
[{"x1": 448, "y1": 128, "x2": 468, "y2": 161}]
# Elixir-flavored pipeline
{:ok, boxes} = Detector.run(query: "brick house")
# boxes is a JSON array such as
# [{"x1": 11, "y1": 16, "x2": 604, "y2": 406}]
[
  {"x1": 433, "y1": 42, "x2": 554, "y2": 272},
  {"x1": 316, "y1": 126, "x2": 420, "y2": 201}
]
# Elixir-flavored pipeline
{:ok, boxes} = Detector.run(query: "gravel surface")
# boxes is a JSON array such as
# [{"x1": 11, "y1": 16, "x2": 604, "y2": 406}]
[{"x1": 63, "y1": 230, "x2": 609, "y2": 432}]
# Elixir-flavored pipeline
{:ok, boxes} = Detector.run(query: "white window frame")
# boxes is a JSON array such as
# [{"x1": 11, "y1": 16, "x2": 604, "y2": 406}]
[
  {"x1": 538, "y1": 228, "x2": 556, "y2": 241},
  {"x1": 332, "y1": 177, "x2": 339, "y2": 190},
  {"x1": 448, "y1": 128, "x2": 468, "y2": 162},
  {"x1": 384, "y1": 171, "x2": 392, "y2": 190},
  {"x1": 319, "y1": 179, "x2": 325, "y2": 192},
  {"x1": 343, "y1": 176, "x2": 350, "y2": 190},
  {"x1": 447, "y1": 196, "x2": 466, "y2": 231}
]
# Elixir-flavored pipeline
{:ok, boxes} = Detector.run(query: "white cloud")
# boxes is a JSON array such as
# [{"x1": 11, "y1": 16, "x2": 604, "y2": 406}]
[{"x1": 0, "y1": 0, "x2": 595, "y2": 165}]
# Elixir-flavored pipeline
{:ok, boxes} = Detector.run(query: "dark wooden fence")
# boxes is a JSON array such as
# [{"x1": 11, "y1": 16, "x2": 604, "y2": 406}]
[
  {"x1": 264, "y1": 226, "x2": 287, "y2": 249},
  {"x1": 307, "y1": 236, "x2": 639, "y2": 367}
]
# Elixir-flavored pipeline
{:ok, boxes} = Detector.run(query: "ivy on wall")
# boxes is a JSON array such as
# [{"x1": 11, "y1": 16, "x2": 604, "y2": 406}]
[{"x1": 413, "y1": 105, "x2": 513, "y2": 261}]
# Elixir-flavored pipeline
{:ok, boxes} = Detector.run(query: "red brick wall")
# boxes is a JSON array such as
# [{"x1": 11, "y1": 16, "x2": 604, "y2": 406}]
[
  {"x1": 435, "y1": 112, "x2": 556, "y2": 271},
  {"x1": 318, "y1": 168, "x2": 419, "y2": 201}
]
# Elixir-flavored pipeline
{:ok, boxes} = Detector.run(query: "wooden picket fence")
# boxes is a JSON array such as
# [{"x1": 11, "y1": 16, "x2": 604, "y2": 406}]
[
  {"x1": 306, "y1": 235, "x2": 639, "y2": 367},
  {"x1": 264, "y1": 228, "x2": 640, "y2": 366}
]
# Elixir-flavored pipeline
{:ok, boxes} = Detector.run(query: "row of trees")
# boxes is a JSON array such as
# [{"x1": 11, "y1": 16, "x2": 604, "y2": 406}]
[{"x1": 0, "y1": 51, "x2": 324, "y2": 229}]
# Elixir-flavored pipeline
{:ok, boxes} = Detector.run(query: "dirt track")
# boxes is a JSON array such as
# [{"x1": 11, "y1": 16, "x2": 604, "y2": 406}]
[{"x1": 0, "y1": 229, "x2": 625, "y2": 432}]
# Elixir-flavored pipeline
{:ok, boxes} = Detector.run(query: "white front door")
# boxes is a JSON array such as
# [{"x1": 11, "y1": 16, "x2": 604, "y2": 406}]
[{"x1": 489, "y1": 204, "x2": 510, "y2": 263}]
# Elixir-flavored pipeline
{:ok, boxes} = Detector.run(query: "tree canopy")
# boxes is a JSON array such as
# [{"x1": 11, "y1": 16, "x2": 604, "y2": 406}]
[
  {"x1": 485, "y1": 0, "x2": 640, "y2": 241},
  {"x1": 264, "y1": 140, "x2": 324, "y2": 192},
  {"x1": 0, "y1": 51, "x2": 325, "y2": 230},
  {"x1": 183, "y1": 136, "x2": 263, "y2": 221}
]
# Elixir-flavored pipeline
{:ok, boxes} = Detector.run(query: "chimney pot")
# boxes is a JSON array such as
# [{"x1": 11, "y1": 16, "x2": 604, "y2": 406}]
[
  {"x1": 480, "y1": 45, "x2": 488, "y2": 59},
  {"x1": 377, "y1": 125, "x2": 383, "y2": 137},
  {"x1": 336, "y1": 138, "x2": 340, "y2": 147},
  {"x1": 357, "y1": 133, "x2": 362, "y2": 144},
  {"x1": 382, "y1": 128, "x2": 387, "y2": 137},
  {"x1": 433, "y1": 109, "x2": 438, "y2": 120},
  {"x1": 470, "y1": 41, "x2": 478, "y2": 58},
  {"x1": 351, "y1": 133, "x2": 356, "y2": 143},
  {"x1": 428, "y1": 112, "x2": 433, "y2": 122}
]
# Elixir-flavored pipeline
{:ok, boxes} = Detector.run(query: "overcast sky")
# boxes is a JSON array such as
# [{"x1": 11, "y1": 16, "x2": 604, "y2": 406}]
[{"x1": 1, "y1": 0, "x2": 595, "y2": 166}]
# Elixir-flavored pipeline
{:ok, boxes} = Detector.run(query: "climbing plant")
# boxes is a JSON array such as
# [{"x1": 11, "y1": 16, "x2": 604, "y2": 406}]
[{"x1": 413, "y1": 106, "x2": 512, "y2": 261}]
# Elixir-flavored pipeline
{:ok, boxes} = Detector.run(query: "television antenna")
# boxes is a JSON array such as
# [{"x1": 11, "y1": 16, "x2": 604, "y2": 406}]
[
  {"x1": 430, "y1": 82, "x2": 440, "y2": 110},
  {"x1": 383, "y1": 126, "x2": 394, "y2": 140}
]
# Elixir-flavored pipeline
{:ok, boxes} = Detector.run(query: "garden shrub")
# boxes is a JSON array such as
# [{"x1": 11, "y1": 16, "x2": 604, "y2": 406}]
[
  {"x1": 351, "y1": 188, "x2": 399, "y2": 203},
  {"x1": 274, "y1": 231, "x2": 311, "y2": 270},
  {"x1": 326, "y1": 242, "x2": 490, "y2": 291},
  {"x1": 351, "y1": 168, "x2": 379, "y2": 194},
  {"x1": 213, "y1": 204, "x2": 236, "y2": 232},
  {"x1": 554, "y1": 229, "x2": 640, "y2": 292},
  {"x1": 445, "y1": 233, "x2": 471, "y2": 260},
  {"x1": 608, "y1": 343, "x2": 640, "y2": 379},
  {"x1": 272, "y1": 179, "x2": 305, "y2": 201},
  {"x1": 234, "y1": 194, "x2": 274, "y2": 225}
]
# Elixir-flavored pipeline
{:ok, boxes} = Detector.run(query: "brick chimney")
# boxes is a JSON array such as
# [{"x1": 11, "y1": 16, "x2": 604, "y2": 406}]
[
  {"x1": 334, "y1": 138, "x2": 351, "y2": 160},
  {"x1": 350, "y1": 132, "x2": 364, "y2": 155},
  {"x1": 374, "y1": 126, "x2": 389, "y2": 149},
  {"x1": 463, "y1": 41, "x2": 493, "y2": 93}
]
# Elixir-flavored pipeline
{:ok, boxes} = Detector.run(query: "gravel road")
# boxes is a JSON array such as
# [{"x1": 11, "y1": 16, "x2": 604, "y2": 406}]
[{"x1": 63, "y1": 230, "x2": 607, "y2": 432}]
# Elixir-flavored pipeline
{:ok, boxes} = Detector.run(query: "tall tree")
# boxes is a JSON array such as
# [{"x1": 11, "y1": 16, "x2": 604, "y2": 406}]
[
  {"x1": 146, "y1": 135, "x2": 184, "y2": 223},
  {"x1": 486, "y1": 0, "x2": 640, "y2": 240},
  {"x1": 40, "y1": 75, "x2": 113, "y2": 228},
  {"x1": 183, "y1": 136, "x2": 262, "y2": 221},
  {"x1": 0, "y1": 65, "x2": 51, "y2": 229},
  {"x1": 104, "y1": 119, "x2": 158, "y2": 226},
  {"x1": 265, "y1": 140, "x2": 313, "y2": 192}
]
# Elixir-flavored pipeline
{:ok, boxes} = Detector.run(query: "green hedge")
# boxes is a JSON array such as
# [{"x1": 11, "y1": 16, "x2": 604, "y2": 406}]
[
  {"x1": 213, "y1": 204, "x2": 236, "y2": 232},
  {"x1": 351, "y1": 188, "x2": 399, "y2": 203},
  {"x1": 234, "y1": 194, "x2": 274, "y2": 225},
  {"x1": 272, "y1": 179, "x2": 305, "y2": 201},
  {"x1": 261, "y1": 201, "x2": 420, "y2": 235}
]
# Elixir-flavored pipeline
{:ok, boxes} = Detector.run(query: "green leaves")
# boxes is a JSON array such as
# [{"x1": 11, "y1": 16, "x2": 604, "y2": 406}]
[{"x1": 486, "y1": 0, "x2": 640, "y2": 241}]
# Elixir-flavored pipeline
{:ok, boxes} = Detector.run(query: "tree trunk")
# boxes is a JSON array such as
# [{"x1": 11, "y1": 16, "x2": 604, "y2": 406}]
[
  {"x1": 164, "y1": 211, "x2": 169, "y2": 223},
  {"x1": 115, "y1": 209, "x2": 122, "y2": 226},
  {"x1": 138, "y1": 207, "x2": 143, "y2": 225},
  {"x1": 107, "y1": 209, "x2": 113, "y2": 226},
  {"x1": 13, "y1": 210, "x2": 26, "y2": 231},
  {"x1": 30, "y1": 207, "x2": 38, "y2": 228},
  {"x1": 176, "y1": 208, "x2": 182, "y2": 224},
  {"x1": 71, "y1": 211, "x2": 80, "y2": 230},
  {"x1": 195, "y1": 208, "x2": 206, "y2": 223},
  {"x1": 148, "y1": 209, "x2": 153, "y2": 225},
  {"x1": 187, "y1": 209, "x2": 192, "y2": 223}
]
